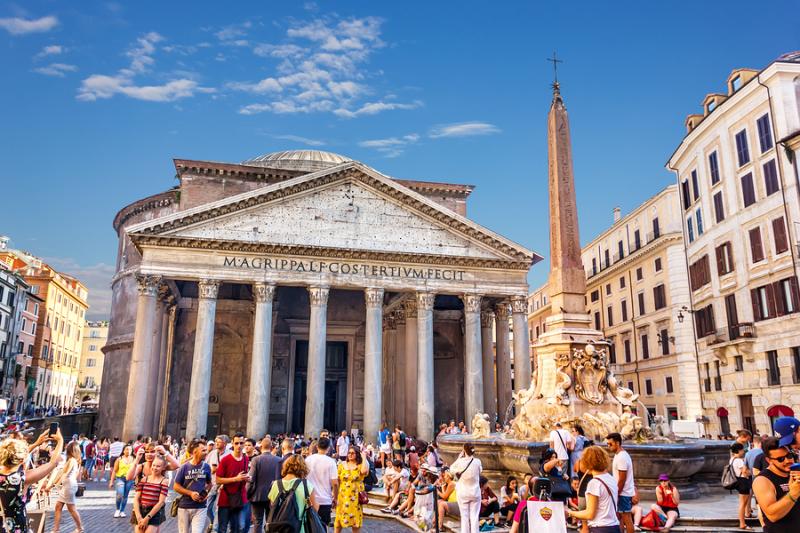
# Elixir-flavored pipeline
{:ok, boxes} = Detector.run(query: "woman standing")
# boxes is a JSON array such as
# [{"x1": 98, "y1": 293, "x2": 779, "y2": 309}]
[
  {"x1": 110, "y1": 445, "x2": 136, "y2": 518},
  {"x1": 566, "y1": 446, "x2": 620, "y2": 533},
  {"x1": 334, "y1": 445, "x2": 369, "y2": 533},
  {"x1": 96, "y1": 438, "x2": 110, "y2": 482},
  {"x1": 729, "y1": 442, "x2": 751, "y2": 530},
  {"x1": 267, "y1": 454, "x2": 319, "y2": 533},
  {"x1": 47, "y1": 441, "x2": 85, "y2": 533},
  {"x1": 0, "y1": 429, "x2": 64, "y2": 533},
  {"x1": 450, "y1": 444, "x2": 483, "y2": 533},
  {"x1": 133, "y1": 456, "x2": 170, "y2": 533}
]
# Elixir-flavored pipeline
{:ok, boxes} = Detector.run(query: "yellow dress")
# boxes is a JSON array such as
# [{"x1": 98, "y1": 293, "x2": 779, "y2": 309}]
[{"x1": 335, "y1": 462, "x2": 366, "y2": 528}]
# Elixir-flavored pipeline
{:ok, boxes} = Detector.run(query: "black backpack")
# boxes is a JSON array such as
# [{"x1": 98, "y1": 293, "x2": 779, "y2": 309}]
[
  {"x1": 398, "y1": 432, "x2": 407, "y2": 447},
  {"x1": 265, "y1": 479, "x2": 302, "y2": 533}
]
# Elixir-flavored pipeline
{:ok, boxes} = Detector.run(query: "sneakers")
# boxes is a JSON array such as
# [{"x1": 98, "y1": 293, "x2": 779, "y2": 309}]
[
  {"x1": 113, "y1": 511, "x2": 120, "y2": 518},
  {"x1": 380, "y1": 507, "x2": 392, "y2": 513},
  {"x1": 119, "y1": 512, "x2": 126, "y2": 518}
]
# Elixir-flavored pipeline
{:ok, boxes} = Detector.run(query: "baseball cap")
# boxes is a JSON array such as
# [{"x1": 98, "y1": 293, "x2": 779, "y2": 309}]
[
  {"x1": 774, "y1": 416, "x2": 800, "y2": 447},
  {"x1": 658, "y1": 474, "x2": 670, "y2": 481}
]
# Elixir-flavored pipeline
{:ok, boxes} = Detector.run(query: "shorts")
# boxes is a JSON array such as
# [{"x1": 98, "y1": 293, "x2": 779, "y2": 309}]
[
  {"x1": 380, "y1": 442, "x2": 391, "y2": 454},
  {"x1": 137, "y1": 505, "x2": 166, "y2": 526},
  {"x1": 618, "y1": 495, "x2": 633, "y2": 513},
  {"x1": 661, "y1": 506, "x2": 680, "y2": 518},
  {"x1": 735, "y1": 477, "x2": 752, "y2": 495}
]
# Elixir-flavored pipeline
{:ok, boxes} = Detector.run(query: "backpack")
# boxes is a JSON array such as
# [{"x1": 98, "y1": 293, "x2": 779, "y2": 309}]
[
  {"x1": 398, "y1": 432, "x2": 407, "y2": 447},
  {"x1": 640, "y1": 509, "x2": 665, "y2": 531},
  {"x1": 265, "y1": 479, "x2": 302, "y2": 533},
  {"x1": 721, "y1": 461, "x2": 738, "y2": 490}
]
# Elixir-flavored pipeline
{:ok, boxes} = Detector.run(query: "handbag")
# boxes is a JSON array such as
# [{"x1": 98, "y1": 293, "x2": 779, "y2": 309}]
[
  {"x1": 301, "y1": 480, "x2": 327, "y2": 533},
  {"x1": 358, "y1": 490, "x2": 369, "y2": 505},
  {"x1": 170, "y1": 495, "x2": 182, "y2": 518}
]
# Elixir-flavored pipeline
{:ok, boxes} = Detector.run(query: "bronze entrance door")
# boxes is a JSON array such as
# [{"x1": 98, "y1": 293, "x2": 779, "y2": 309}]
[{"x1": 291, "y1": 341, "x2": 348, "y2": 434}]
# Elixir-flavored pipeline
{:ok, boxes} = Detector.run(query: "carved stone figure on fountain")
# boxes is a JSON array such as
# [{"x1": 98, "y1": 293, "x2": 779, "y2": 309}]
[
  {"x1": 549, "y1": 352, "x2": 572, "y2": 406},
  {"x1": 471, "y1": 413, "x2": 491, "y2": 439},
  {"x1": 607, "y1": 369, "x2": 639, "y2": 407},
  {"x1": 571, "y1": 343, "x2": 607, "y2": 405}
]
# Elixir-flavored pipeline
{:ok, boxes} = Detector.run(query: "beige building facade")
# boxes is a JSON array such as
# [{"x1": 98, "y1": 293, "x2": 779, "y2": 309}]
[
  {"x1": 668, "y1": 52, "x2": 800, "y2": 436},
  {"x1": 76, "y1": 321, "x2": 108, "y2": 404}
]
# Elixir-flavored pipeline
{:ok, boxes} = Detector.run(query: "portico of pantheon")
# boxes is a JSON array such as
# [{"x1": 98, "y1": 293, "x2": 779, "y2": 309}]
[{"x1": 99, "y1": 150, "x2": 541, "y2": 442}]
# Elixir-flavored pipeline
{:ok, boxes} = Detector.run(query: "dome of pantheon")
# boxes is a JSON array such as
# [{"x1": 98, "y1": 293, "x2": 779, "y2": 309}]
[{"x1": 242, "y1": 149, "x2": 353, "y2": 173}]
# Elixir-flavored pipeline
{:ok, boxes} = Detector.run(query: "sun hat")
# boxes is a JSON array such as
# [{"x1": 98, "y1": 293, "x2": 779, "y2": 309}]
[
  {"x1": 658, "y1": 474, "x2": 670, "y2": 481},
  {"x1": 773, "y1": 416, "x2": 800, "y2": 447}
]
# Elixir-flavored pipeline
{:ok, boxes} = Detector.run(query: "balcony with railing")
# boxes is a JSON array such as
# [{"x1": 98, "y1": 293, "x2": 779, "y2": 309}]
[{"x1": 707, "y1": 323, "x2": 757, "y2": 345}]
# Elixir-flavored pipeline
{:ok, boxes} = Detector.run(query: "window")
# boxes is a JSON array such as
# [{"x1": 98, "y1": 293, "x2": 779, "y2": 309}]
[
  {"x1": 627, "y1": 381, "x2": 634, "y2": 392},
  {"x1": 606, "y1": 284, "x2": 612, "y2": 295},
  {"x1": 634, "y1": 230, "x2": 641, "y2": 250},
  {"x1": 33, "y1": 303, "x2": 38, "y2": 316},
  {"x1": 590, "y1": 290, "x2": 600, "y2": 302},
  {"x1": 665, "y1": 376, "x2": 674, "y2": 394},
  {"x1": 636, "y1": 267, "x2": 643, "y2": 281},
  {"x1": 715, "y1": 242, "x2": 734, "y2": 275},
  {"x1": 689, "y1": 255, "x2": 711, "y2": 291},
  {"x1": 704, "y1": 362, "x2": 711, "y2": 392},
  {"x1": 793, "y1": 347, "x2": 800, "y2": 384},
  {"x1": 763, "y1": 160, "x2": 780, "y2": 196},
  {"x1": 653, "y1": 285, "x2": 666, "y2": 310},
  {"x1": 735, "y1": 129, "x2": 750, "y2": 166},
  {"x1": 42, "y1": 345, "x2": 48, "y2": 359},
  {"x1": 691, "y1": 170, "x2": 700, "y2": 201},
  {"x1": 652, "y1": 218, "x2": 660, "y2": 239},
  {"x1": 709, "y1": 151, "x2": 721, "y2": 184},
  {"x1": 776, "y1": 277, "x2": 800, "y2": 315},
  {"x1": 594, "y1": 312, "x2": 601, "y2": 330},
  {"x1": 660, "y1": 329, "x2": 670, "y2": 355},
  {"x1": 638, "y1": 292, "x2": 645, "y2": 315},
  {"x1": 607, "y1": 306, "x2": 614, "y2": 327},
  {"x1": 773, "y1": 217, "x2": 789, "y2": 254},
  {"x1": 604, "y1": 249, "x2": 610, "y2": 268},
  {"x1": 86, "y1": 358, "x2": 96, "y2": 367},
  {"x1": 714, "y1": 360, "x2": 723, "y2": 391},
  {"x1": 706, "y1": 100, "x2": 716, "y2": 113},
  {"x1": 645, "y1": 379, "x2": 653, "y2": 395},
  {"x1": 757, "y1": 114, "x2": 773, "y2": 153},
  {"x1": 752, "y1": 285, "x2": 774, "y2": 321},
  {"x1": 687, "y1": 218, "x2": 694, "y2": 243},
  {"x1": 624, "y1": 339, "x2": 631, "y2": 363},
  {"x1": 694, "y1": 304, "x2": 716, "y2": 337},
  {"x1": 731, "y1": 75, "x2": 743, "y2": 91},
  {"x1": 741, "y1": 173, "x2": 756, "y2": 207},
  {"x1": 713, "y1": 191, "x2": 725, "y2": 223},
  {"x1": 735, "y1": 355, "x2": 744, "y2": 372},
  {"x1": 641, "y1": 334, "x2": 650, "y2": 359},
  {"x1": 30, "y1": 323, "x2": 35, "y2": 335},
  {"x1": 619, "y1": 277, "x2": 626, "y2": 289},
  {"x1": 749, "y1": 227, "x2": 765, "y2": 263},
  {"x1": 592, "y1": 258, "x2": 597, "y2": 275},
  {"x1": 654, "y1": 258, "x2": 662, "y2": 272},
  {"x1": 767, "y1": 350, "x2": 781, "y2": 386},
  {"x1": 89, "y1": 345, "x2": 97, "y2": 352},
  {"x1": 696, "y1": 209, "x2": 704, "y2": 235},
  {"x1": 681, "y1": 180, "x2": 691, "y2": 211},
  {"x1": 617, "y1": 241, "x2": 624, "y2": 261},
  {"x1": 21, "y1": 319, "x2": 26, "y2": 333},
  {"x1": 621, "y1": 300, "x2": 628, "y2": 322},
  {"x1": 609, "y1": 341, "x2": 617, "y2": 364}
]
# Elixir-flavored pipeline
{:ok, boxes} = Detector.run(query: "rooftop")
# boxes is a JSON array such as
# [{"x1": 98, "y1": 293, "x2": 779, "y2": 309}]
[{"x1": 241, "y1": 149, "x2": 352, "y2": 173}]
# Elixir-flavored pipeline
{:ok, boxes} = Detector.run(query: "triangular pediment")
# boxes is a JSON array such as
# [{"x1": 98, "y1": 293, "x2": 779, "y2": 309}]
[{"x1": 127, "y1": 162, "x2": 537, "y2": 268}]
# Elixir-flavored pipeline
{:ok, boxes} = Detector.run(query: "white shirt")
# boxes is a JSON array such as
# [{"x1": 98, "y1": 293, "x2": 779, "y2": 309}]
[
  {"x1": 451, "y1": 455, "x2": 482, "y2": 500},
  {"x1": 585, "y1": 473, "x2": 620, "y2": 527},
  {"x1": 612, "y1": 449, "x2": 635, "y2": 497},
  {"x1": 550, "y1": 429, "x2": 573, "y2": 460},
  {"x1": 731, "y1": 456, "x2": 746, "y2": 477},
  {"x1": 398, "y1": 468, "x2": 410, "y2": 491},
  {"x1": 305, "y1": 453, "x2": 338, "y2": 506},
  {"x1": 206, "y1": 448, "x2": 227, "y2": 487},
  {"x1": 108, "y1": 441, "x2": 124, "y2": 458},
  {"x1": 336, "y1": 436, "x2": 349, "y2": 457}
]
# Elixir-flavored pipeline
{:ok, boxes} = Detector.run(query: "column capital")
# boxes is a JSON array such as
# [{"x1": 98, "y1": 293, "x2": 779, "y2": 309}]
[
  {"x1": 494, "y1": 302, "x2": 510, "y2": 320},
  {"x1": 136, "y1": 274, "x2": 163, "y2": 297},
  {"x1": 403, "y1": 298, "x2": 418, "y2": 319},
  {"x1": 365, "y1": 287, "x2": 385, "y2": 309},
  {"x1": 510, "y1": 295, "x2": 528, "y2": 314},
  {"x1": 198, "y1": 279, "x2": 221, "y2": 300},
  {"x1": 254, "y1": 282, "x2": 277, "y2": 303},
  {"x1": 394, "y1": 309, "x2": 406, "y2": 325},
  {"x1": 383, "y1": 314, "x2": 397, "y2": 330},
  {"x1": 157, "y1": 284, "x2": 172, "y2": 303},
  {"x1": 480, "y1": 310, "x2": 495, "y2": 328},
  {"x1": 308, "y1": 285, "x2": 330, "y2": 306},
  {"x1": 462, "y1": 294, "x2": 482, "y2": 314},
  {"x1": 417, "y1": 291, "x2": 435, "y2": 311}
]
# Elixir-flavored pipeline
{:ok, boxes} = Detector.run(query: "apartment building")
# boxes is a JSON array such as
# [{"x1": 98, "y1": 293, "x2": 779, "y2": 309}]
[{"x1": 76, "y1": 320, "x2": 108, "y2": 404}]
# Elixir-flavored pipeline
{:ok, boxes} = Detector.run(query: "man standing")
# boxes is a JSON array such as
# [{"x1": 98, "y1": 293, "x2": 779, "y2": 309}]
[
  {"x1": 108, "y1": 436, "x2": 124, "y2": 473},
  {"x1": 550, "y1": 422, "x2": 574, "y2": 472},
  {"x1": 336, "y1": 431, "x2": 350, "y2": 462},
  {"x1": 205, "y1": 435, "x2": 229, "y2": 532},
  {"x1": 737, "y1": 429, "x2": 753, "y2": 451},
  {"x1": 174, "y1": 439, "x2": 213, "y2": 533},
  {"x1": 305, "y1": 436, "x2": 339, "y2": 526},
  {"x1": 753, "y1": 436, "x2": 800, "y2": 531},
  {"x1": 378, "y1": 424, "x2": 391, "y2": 470},
  {"x1": 606, "y1": 432, "x2": 637, "y2": 533},
  {"x1": 215, "y1": 434, "x2": 250, "y2": 533},
  {"x1": 774, "y1": 417, "x2": 800, "y2": 458},
  {"x1": 247, "y1": 436, "x2": 281, "y2": 533}
]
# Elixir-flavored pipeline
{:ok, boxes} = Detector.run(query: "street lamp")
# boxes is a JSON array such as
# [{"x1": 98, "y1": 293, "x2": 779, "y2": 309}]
[{"x1": 677, "y1": 305, "x2": 694, "y2": 324}]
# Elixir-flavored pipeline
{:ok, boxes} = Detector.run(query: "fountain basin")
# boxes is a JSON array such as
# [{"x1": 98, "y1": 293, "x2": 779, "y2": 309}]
[{"x1": 438, "y1": 433, "x2": 707, "y2": 499}]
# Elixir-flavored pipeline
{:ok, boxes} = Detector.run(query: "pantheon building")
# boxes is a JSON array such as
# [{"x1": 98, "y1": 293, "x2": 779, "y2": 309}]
[{"x1": 99, "y1": 150, "x2": 541, "y2": 442}]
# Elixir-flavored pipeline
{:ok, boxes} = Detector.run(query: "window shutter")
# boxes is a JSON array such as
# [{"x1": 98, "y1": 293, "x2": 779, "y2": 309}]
[
  {"x1": 766, "y1": 284, "x2": 778, "y2": 318},
  {"x1": 749, "y1": 228, "x2": 764, "y2": 262},
  {"x1": 773, "y1": 217, "x2": 788, "y2": 254},
  {"x1": 790, "y1": 277, "x2": 800, "y2": 311},
  {"x1": 751, "y1": 288, "x2": 762, "y2": 321},
  {"x1": 709, "y1": 305, "x2": 716, "y2": 332},
  {"x1": 715, "y1": 245, "x2": 724, "y2": 275},
  {"x1": 774, "y1": 281, "x2": 786, "y2": 316}
]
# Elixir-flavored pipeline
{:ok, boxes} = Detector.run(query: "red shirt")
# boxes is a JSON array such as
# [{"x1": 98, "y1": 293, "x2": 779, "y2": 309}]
[{"x1": 217, "y1": 453, "x2": 249, "y2": 507}]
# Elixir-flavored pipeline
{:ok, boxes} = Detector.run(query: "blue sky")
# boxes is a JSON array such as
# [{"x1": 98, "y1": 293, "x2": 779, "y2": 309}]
[{"x1": 1, "y1": 1, "x2": 797, "y2": 318}]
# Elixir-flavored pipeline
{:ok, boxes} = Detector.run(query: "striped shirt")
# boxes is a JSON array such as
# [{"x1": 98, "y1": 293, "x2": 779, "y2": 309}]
[{"x1": 136, "y1": 479, "x2": 168, "y2": 507}]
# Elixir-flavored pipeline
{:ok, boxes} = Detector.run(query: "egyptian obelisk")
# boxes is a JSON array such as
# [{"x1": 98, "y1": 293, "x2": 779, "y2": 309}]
[{"x1": 532, "y1": 79, "x2": 602, "y2": 400}]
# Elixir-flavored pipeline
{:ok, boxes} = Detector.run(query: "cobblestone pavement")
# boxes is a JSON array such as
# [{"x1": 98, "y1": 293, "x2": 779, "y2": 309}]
[{"x1": 33, "y1": 480, "x2": 412, "y2": 532}]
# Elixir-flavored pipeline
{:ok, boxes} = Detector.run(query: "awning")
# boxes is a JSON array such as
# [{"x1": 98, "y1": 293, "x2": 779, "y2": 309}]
[
  {"x1": 717, "y1": 407, "x2": 729, "y2": 417},
  {"x1": 767, "y1": 405, "x2": 794, "y2": 418}
]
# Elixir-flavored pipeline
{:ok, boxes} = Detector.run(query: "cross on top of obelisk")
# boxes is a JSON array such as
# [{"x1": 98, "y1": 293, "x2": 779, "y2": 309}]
[{"x1": 547, "y1": 51, "x2": 563, "y2": 84}]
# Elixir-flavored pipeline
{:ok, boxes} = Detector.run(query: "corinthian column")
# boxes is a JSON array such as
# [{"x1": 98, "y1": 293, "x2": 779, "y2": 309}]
[
  {"x1": 511, "y1": 295, "x2": 532, "y2": 392},
  {"x1": 403, "y1": 299, "x2": 418, "y2": 435},
  {"x1": 151, "y1": 289, "x2": 173, "y2": 436},
  {"x1": 143, "y1": 294, "x2": 165, "y2": 436},
  {"x1": 247, "y1": 283, "x2": 276, "y2": 438},
  {"x1": 122, "y1": 274, "x2": 162, "y2": 441},
  {"x1": 462, "y1": 294, "x2": 484, "y2": 427},
  {"x1": 185, "y1": 279, "x2": 220, "y2": 439},
  {"x1": 394, "y1": 310, "x2": 407, "y2": 428},
  {"x1": 304, "y1": 285, "x2": 329, "y2": 437},
  {"x1": 416, "y1": 292, "x2": 435, "y2": 442},
  {"x1": 495, "y1": 302, "x2": 512, "y2": 422},
  {"x1": 363, "y1": 288, "x2": 384, "y2": 442},
  {"x1": 481, "y1": 310, "x2": 497, "y2": 420}
]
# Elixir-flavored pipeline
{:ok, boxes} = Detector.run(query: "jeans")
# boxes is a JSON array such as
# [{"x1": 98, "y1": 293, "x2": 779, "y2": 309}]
[
  {"x1": 178, "y1": 507, "x2": 208, "y2": 533},
  {"x1": 85, "y1": 458, "x2": 96, "y2": 479},
  {"x1": 114, "y1": 477, "x2": 134, "y2": 513},
  {"x1": 242, "y1": 503, "x2": 251, "y2": 532},
  {"x1": 457, "y1": 495, "x2": 481, "y2": 533},
  {"x1": 251, "y1": 501, "x2": 270, "y2": 533},
  {"x1": 216, "y1": 506, "x2": 244, "y2": 533},
  {"x1": 206, "y1": 490, "x2": 218, "y2": 528}
]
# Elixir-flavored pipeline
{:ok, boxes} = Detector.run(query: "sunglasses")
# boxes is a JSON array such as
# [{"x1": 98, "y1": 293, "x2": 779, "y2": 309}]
[
  {"x1": 770, "y1": 453, "x2": 794, "y2": 463},
  {"x1": 233, "y1": 442, "x2": 244, "y2": 446}
]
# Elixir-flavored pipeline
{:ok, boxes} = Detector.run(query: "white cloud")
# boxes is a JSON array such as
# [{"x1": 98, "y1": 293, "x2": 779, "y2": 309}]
[
  {"x1": 227, "y1": 77, "x2": 282, "y2": 94},
  {"x1": 35, "y1": 45, "x2": 63, "y2": 59},
  {"x1": 334, "y1": 100, "x2": 421, "y2": 119},
  {"x1": 34, "y1": 62, "x2": 77, "y2": 77},
  {"x1": 215, "y1": 21, "x2": 251, "y2": 44},
  {"x1": 0, "y1": 15, "x2": 58, "y2": 35},
  {"x1": 429, "y1": 121, "x2": 501, "y2": 138},
  {"x1": 239, "y1": 103, "x2": 272, "y2": 115},
  {"x1": 273, "y1": 134, "x2": 325, "y2": 146},
  {"x1": 126, "y1": 31, "x2": 163, "y2": 74},
  {"x1": 253, "y1": 43, "x2": 306, "y2": 59},
  {"x1": 359, "y1": 133, "x2": 419, "y2": 157}
]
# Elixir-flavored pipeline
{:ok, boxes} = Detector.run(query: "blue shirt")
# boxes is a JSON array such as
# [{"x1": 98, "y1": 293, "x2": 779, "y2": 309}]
[
  {"x1": 378, "y1": 429, "x2": 390, "y2": 446},
  {"x1": 175, "y1": 461, "x2": 212, "y2": 509},
  {"x1": 744, "y1": 447, "x2": 763, "y2": 472}
]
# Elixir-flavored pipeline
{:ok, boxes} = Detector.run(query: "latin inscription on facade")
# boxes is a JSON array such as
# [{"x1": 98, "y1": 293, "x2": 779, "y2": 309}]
[{"x1": 222, "y1": 256, "x2": 466, "y2": 281}]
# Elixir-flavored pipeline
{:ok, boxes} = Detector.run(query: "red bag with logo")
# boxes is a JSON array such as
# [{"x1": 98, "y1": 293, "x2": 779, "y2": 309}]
[{"x1": 640, "y1": 509, "x2": 665, "y2": 531}]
